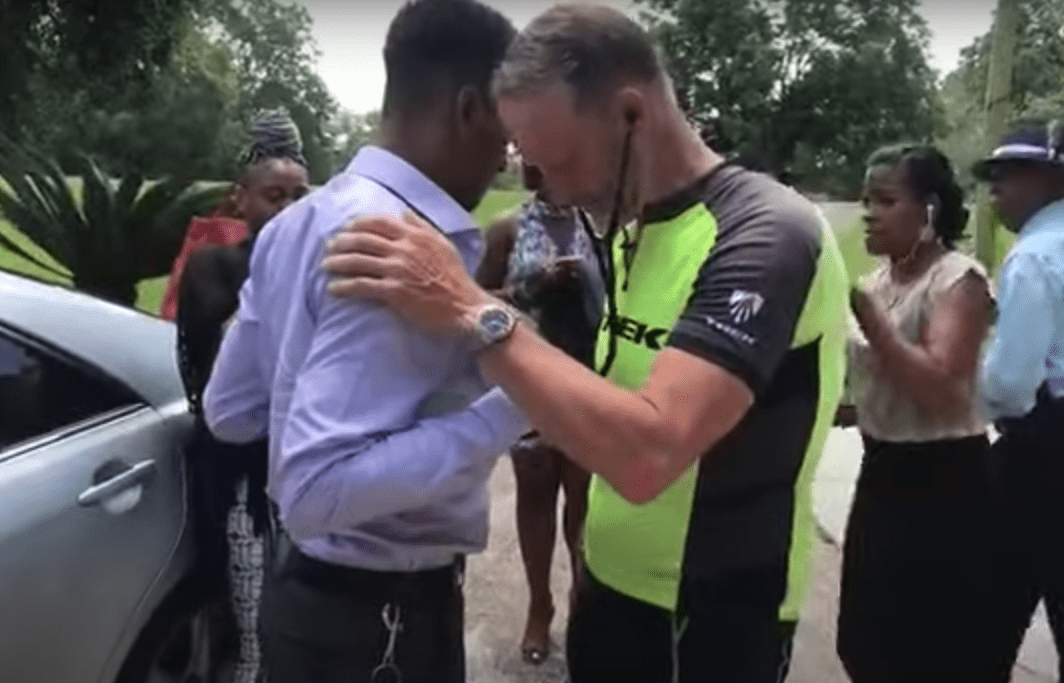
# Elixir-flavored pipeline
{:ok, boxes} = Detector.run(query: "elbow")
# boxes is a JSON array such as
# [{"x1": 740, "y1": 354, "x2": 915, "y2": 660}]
[
  {"x1": 203, "y1": 408, "x2": 257, "y2": 445},
  {"x1": 202, "y1": 391, "x2": 267, "y2": 444},
  {"x1": 611, "y1": 447, "x2": 675, "y2": 506},
  {"x1": 203, "y1": 407, "x2": 234, "y2": 443},
  {"x1": 201, "y1": 386, "x2": 234, "y2": 441},
  {"x1": 914, "y1": 384, "x2": 968, "y2": 418},
  {"x1": 607, "y1": 418, "x2": 700, "y2": 506}
]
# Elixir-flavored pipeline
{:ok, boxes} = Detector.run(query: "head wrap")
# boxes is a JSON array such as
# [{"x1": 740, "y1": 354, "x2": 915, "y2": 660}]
[{"x1": 240, "y1": 108, "x2": 307, "y2": 168}]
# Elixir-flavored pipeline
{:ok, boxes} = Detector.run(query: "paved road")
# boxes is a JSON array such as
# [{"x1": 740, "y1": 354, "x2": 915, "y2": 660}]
[
  {"x1": 815, "y1": 428, "x2": 1057, "y2": 682},
  {"x1": 463, "y1": 458, "x2": 852, "y2": 683},
  {"x1": 464, "y1": 445, "x2": 1054, "y2": 682}
]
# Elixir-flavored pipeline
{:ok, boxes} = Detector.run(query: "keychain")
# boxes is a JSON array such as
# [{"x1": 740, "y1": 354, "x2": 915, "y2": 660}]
[{"x1": 370, "y1": 603, "x2": 403, "y2": 683}]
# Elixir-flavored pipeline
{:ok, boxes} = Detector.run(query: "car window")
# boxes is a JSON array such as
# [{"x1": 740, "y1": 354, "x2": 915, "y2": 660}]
[{"x1": 0, "y1": 332, "x2": 138, "y2": 451}]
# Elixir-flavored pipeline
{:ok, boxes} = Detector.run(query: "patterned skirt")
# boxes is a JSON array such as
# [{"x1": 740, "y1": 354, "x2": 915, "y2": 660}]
[{"x1": 227, "y1": 477, "x2": 267, "y2": 683}]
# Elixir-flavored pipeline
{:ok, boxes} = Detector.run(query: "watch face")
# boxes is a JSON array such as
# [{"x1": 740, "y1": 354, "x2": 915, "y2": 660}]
[{"x1": 481, "y1": 308, "x2": 512, "y2": 339}]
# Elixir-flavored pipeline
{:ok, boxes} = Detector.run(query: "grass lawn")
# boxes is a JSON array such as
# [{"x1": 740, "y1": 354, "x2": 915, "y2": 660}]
[
  {"x1": 1, "y1": 189, "x2": 1009, "y2": 316},
  {"x1": 473, "y1": 189, "x2": 528, "y2": 225}
]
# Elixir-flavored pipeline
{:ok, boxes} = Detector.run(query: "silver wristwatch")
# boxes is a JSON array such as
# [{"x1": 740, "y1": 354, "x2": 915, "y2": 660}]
[{"x1": 469, "y1": 303, "x2": 520, "y2": 351}]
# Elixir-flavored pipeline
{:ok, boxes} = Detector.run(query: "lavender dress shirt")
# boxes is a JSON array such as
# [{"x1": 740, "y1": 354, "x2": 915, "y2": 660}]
[{"x1": 203, "y1": 146, "x2": 528, "y2": 572}]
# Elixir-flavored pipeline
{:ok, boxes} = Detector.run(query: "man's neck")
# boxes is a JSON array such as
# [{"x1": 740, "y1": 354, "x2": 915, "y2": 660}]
[
  {"x1": 635, "y1": 121, "x2": 724, "y2": 217},
  {"x1": 377, "y1": 117, "x2": 448, "y2": 187}
]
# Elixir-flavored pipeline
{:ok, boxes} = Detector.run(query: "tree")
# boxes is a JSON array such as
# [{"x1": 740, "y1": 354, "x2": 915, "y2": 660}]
[
  {"x1": 640, "y1": 0, "x2": 939, "y2": 198},
  {"x1": 201, "y1": 0, "x2": 339, "y2": 183},
  {"x1": 937, "y1": 0, "x2": 1064, "y2": 189},
  {"x1": 0, "y1": 0, "x2": 202, "y2": 142},
  {"x1": 36, "y1": 21, "x2": 246, "y2": 181},
  {"x1": 1, "y1": 0, "x2": 339, "y2": 183},
  {"x1": 328, "y1": 109, "x2": 381, "y2": 171}
]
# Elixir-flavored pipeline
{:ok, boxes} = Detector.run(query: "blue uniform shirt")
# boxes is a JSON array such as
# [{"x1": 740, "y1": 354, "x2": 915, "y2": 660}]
[{"x1": 981, "y1": 199, "x2": 1064, "y2": 420}]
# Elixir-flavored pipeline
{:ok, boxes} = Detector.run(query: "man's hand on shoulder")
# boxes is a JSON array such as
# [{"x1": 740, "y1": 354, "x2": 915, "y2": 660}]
[{"x1": 322, "y1": 211, "x2": 494, "y2": 336}]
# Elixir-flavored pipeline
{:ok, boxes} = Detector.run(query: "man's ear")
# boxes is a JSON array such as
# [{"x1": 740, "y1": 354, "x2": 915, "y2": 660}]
[
  {"x1": 453, "y1": 84, "x2": 478, "y2": 127},
  {"x1": 614, "y1": 86, "x2": 645, "y2": 132},
  {"x1": 456, "y1": 84, "x2": 489, "y2": 131}
]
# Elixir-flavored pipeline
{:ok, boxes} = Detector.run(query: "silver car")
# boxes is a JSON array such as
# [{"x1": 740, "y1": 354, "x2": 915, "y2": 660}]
[{"x1": 0, "y1": 269, "x2": 213, "y2": 683}]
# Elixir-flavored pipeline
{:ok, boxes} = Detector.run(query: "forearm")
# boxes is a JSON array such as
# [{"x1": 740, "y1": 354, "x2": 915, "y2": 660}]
[
  {"x1": 478, "y1": 324, "x2": 669, "y2": 503},
  {"x1": 861, "y1": 313, "x2": 970, "y2": 414},
  {"x1": 278, "y1": 388, "x2": 527, "y2": 541}
]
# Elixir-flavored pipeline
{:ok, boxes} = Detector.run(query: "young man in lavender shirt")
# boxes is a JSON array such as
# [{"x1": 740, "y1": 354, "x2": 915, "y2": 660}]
[{"x1": 201, "y1": 2, "x2": 524, "y2": 681}]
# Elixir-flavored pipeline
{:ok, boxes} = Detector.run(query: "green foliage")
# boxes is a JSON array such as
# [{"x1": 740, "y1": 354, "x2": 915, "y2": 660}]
[
  {"x1": 0, "y1": 137, "x2": 227, "y2": 305},
  {"x1": 2, "y1": 0, "x2": 338, "y2": 184},
  {"x1": 0, "y1": 0, "x2": 200, "y2": 139},
  {"x1": 200, "y1": 0, "x2": 339, "y2": 183},
  {"x1": 329, "y1": 110, "x2": 382, "y2": 170},
  {"x1": 937, "y1": 0, "x2": 1064, "y2": 190},
  {"x1": 640, "y1": 0, "x2": 939, "y2": 199}
]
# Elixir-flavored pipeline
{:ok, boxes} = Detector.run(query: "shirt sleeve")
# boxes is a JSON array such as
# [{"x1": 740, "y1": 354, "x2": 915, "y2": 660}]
[
  {"x1": 202, "y1": 274, "x2": 269, "y2": 443},
  {"x1": 274, "y1": 268, "x2": 528, "y2": 543},
  {"x1": 668, "y1": 206, "x2": 820, "y2": 394},
  {"x1": 980, "y1": 252, "x2": 1055, "y2": 420}
]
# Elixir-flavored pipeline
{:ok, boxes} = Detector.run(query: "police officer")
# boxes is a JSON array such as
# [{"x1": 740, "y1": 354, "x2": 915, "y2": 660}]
[{"x1": 974, "y1": 122, "x2": 1064, "y2": 678}]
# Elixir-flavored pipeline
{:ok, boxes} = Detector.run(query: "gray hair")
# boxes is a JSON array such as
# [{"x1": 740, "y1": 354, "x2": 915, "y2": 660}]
[{"x1": 492, "y1": 3, "x2": 664, "y2": 106}]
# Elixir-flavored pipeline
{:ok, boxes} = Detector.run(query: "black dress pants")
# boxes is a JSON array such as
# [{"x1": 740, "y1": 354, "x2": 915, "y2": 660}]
[
  {"x1": 260, "y1": 545, "x2": 466, "y2": 683},
  {"x1": 985, "y1": 392, "x2": 1064, "y2": 680}
]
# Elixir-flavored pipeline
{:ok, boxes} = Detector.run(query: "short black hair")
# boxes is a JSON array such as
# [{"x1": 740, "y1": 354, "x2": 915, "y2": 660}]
[
  {"x1": 867, "y1": 144, "x2": 969, "y2": 248},
  {"x1": 493, "y1": 3, "x2": 663, "y2": 106},
  {"x1": 382, "y1": 0, "x2": 516, "y2": 117}
]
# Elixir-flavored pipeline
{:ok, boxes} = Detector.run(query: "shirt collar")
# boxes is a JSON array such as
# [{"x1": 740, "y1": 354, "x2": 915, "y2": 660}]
[
  {"x1": 346, "y1": 146, "x2": 476, "y2": 235},
  {"x1": 1020, "y1": 198, "x2": 1064, "y2": 240}
]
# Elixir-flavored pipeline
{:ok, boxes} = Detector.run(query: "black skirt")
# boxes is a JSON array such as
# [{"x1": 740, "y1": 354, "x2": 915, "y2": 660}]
[{"x1": 836, "y1": 433, "x2": 1014, "y2": 683}]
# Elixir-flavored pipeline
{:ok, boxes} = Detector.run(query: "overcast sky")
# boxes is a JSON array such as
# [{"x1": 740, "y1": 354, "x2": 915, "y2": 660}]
[{"x1": 298, "y1": 0, "x2": 997, "y2": 114}]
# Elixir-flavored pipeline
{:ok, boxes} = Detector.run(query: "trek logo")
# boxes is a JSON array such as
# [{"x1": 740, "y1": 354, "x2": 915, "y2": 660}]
[
  {"x1": 728, "y1": 290, "x2": 764, "y2": 324},
  {"x1": 603, "y1": 314, "x2": 669, "y2": 350}
]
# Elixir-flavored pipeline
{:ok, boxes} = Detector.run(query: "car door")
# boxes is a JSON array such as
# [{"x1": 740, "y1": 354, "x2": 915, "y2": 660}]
[{"x1": 0, "y1": 326, "x2": 187, "y2": 683}]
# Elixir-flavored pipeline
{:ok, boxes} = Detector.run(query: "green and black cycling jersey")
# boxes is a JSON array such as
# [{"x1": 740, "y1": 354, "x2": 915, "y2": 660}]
[{"x1": 584, "y1": 164, "x2": 849, "y2": 621}]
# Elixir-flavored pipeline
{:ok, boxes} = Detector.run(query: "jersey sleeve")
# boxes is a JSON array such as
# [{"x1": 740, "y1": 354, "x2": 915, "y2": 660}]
[{"x1": 668, "y1": 206, "x2": 821, "y2": 395}]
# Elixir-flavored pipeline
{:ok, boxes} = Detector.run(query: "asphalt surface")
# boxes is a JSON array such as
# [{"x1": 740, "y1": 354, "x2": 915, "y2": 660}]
[{"x1": 464, "y1": 455, "x2": 1053, "y2": 683}]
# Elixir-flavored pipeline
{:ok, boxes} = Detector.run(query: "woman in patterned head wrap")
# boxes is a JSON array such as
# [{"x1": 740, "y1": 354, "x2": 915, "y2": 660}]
[
  {"x1": 177, "y1": 108, "x2": 309, "y2": 683},
  {"x1": 160, "y1": 109, "x2": 310, "y2": 319}
]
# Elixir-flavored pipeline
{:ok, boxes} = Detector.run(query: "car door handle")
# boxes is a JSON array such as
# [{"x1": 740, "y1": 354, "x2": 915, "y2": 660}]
[{"x1": 78, "y1": 460, "x2": 157, "y2": 507}]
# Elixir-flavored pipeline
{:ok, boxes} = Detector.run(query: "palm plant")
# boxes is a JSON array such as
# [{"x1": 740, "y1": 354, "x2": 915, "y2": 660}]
[{"x1": 0, "y1": 135, "x2": 228, "y2": 305}]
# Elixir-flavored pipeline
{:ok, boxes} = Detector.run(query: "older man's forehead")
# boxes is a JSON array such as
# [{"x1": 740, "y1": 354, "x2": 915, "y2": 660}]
[
  {"x1": 499, "y1": 81, "x2": 581, "y2": 122},
  {"x1": 499, "y1": 90, "x2": 585, "y2": 152}
]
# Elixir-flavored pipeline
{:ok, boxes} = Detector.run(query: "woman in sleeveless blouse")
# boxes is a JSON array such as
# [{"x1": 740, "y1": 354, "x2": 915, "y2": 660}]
[
  {"x1": 477, "y1": 164, "x2": 604, "y2": 665},
  {"x1": 835, "y1": 145, "x2": 1011, "y2": 682}
]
